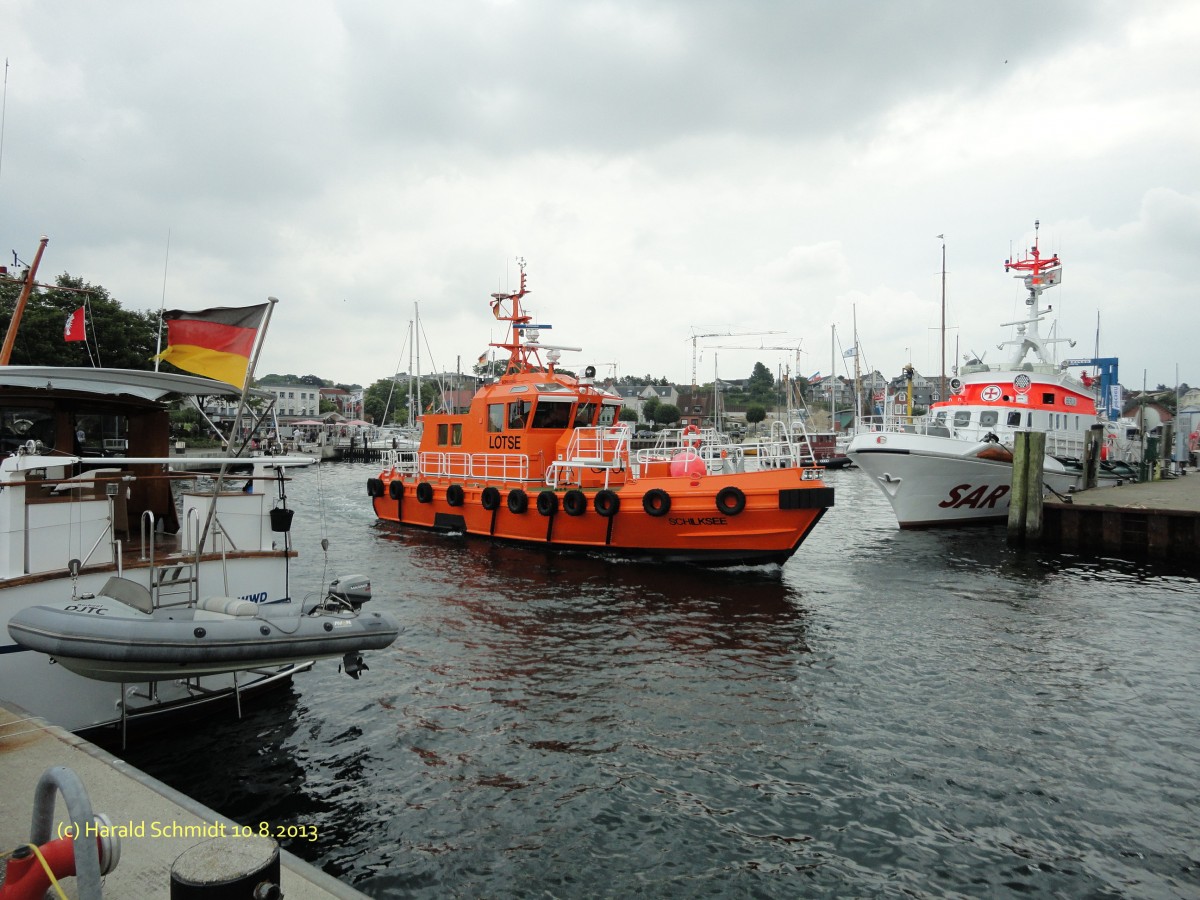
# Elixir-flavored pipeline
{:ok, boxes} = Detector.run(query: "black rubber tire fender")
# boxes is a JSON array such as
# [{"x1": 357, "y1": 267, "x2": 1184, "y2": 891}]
[
  {"x1": 563, "y1": 490, "x2": 588, "y2": 517},
  {"x1": 536, "y1": 490, "x2": 558, "y2": 516},
  {"x1": 716, "y1": 486, "x2": 746, "y2": 516},
  {"x1": 595, "y1": 489, "x2": 620, "y2": 518},
  {"x1": 642, "y1": 488, "x2": 671, "y2": 517}
]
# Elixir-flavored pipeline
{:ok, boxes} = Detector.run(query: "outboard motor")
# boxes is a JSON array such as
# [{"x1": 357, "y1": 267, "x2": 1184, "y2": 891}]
[
  {"x1": 341, "y1": 652, "x2": 368, "y2": 680},
  {"x1": 328, "y1": 574, "x2": 371, "y2": 608}
]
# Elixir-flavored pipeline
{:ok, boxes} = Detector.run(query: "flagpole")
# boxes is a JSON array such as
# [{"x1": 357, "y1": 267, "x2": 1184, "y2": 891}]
[
  {"x1": 154, "y1": 228, "x2": 171, "y2": 371},
  {"x1": 83, "y1": 291, "x2": 100, "y2": 368},
  {"x1": 222, "y1": 297, "x2": 276, "y2": 459},
  {"x1": 198, "y1": 298, "x2": 278, "y2": 559}
]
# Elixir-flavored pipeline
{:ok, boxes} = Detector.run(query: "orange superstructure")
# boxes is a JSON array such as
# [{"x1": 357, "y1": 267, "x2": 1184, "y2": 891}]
[{"x1": 367, "y1": 262, "x2": 834, "y2": 566}]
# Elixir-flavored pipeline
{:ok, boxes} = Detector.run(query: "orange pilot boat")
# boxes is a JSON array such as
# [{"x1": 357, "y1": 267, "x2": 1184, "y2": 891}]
[{"x1": 367, "y1": 263, "x2": 834, "y2": 566}]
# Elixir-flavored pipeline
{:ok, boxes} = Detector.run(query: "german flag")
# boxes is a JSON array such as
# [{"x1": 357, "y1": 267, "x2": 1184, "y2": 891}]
[{"x1": 155, "y1": 304, "x2": 267, "y2": 386}]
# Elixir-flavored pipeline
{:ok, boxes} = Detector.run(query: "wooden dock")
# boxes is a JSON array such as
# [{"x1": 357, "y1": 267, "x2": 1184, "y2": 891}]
[
  {"x1": 0, "y1": 703, "x2": 366, "y2": 899},
  {"x1": 1040, "y1": 472, "x2": 1200, "y2": 561}
]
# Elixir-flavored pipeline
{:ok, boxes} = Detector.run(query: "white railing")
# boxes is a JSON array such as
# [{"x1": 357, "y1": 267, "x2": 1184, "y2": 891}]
[
  {"x1": 381, "y1": 421, "x2": 836, "y2": 489},
  {"x1": 858, "y1": 414, "x2": 1091, "y2": 460},
  {"x1": 859, "y1": 415, "x2": 952, "y2": 437},
  {"x1": 471, "y1": 453, "x2": 530, "y2": 483},
  {"x1": 545, "y1": 426, "x2": 631, "y2": 488},
  {"x1": 388, "y1": 449, "x2": 531, "y2": 484},
  {"x1": 387, "y1": 448, "x2": 421, "y2": 474}
]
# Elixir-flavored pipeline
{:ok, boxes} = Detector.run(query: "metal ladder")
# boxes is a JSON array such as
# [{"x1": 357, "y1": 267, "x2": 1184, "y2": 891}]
[{"x1": 140, "y1": 508, "x2": 221, "y2": 609}]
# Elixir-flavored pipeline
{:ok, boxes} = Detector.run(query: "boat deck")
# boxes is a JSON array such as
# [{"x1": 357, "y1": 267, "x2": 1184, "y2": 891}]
[{"x1": 0, "y1": 703, "x2": 364, "y2": 899}]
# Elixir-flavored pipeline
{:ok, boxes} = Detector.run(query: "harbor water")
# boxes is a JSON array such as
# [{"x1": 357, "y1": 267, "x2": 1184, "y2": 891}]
[{"x1": 112, "y1": 463, "x2": 1200, "y2": 898}]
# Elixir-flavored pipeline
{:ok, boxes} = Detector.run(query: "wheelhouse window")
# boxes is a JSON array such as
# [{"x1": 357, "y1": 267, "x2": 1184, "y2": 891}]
[
  {"x1": 1042, "y1": 393, "x2": 1055, "y2": 405},
  {"x1": 980, "y1": 411, "x2": 998, "y2": 427},
  {"x1": 75, "y1": 413, "x2": 128, "y2": 457},
  {"x1": 953, "y1": 411, "x2": 971, "y2": 428},
  {"x1": 933, "y1": 412, "x2": 947, "y2": 426},
  {"x1": 598, "y1": 404, "x2": 619, "y2": 427},
  {"x1": 531, "y1": 399, "x2": 573, "y2": 429},
  {"x1": 508, "y1": 400, "x2": 531, "y2": 430},
  {"x1": 437, "y1": 423, "x2": 448, "y2": 445},
  {"x1": 451, "y1": 423, "x2": 463, "y2": 445},
  {"x1": 573, "y1": 402, "x2": 597, "y2": 428},
  {"x1": 487, "y1": 404, "x2": 504, "y2": 433}
]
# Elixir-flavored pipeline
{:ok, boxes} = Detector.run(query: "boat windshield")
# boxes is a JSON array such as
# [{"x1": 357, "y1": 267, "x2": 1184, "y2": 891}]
[
  {"x1": 531, "y1": 400, "x2": 573, "y2": 429},
  {"x1": 573, "y1": 402, "x2": 597, "y2": 428},
  {"x1": 487, "y1": 404, "x2": 505, "y2": 433},
  {"x1": 508, "y1": 400, "x2": 531, "y2": 430}
]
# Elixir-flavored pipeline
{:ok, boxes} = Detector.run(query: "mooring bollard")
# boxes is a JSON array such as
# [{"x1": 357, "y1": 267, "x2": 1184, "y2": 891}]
[{"x1": 170, "y1": 835, "x2": 281, "y2": 899}]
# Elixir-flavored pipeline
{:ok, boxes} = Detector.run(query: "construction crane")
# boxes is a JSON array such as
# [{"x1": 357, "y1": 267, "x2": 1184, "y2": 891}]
[
  {"x1": 594, "y1": 362, "x2": 618, "y2": 382},
  {"x1": 687, "y1": 330, "x2": 784, "y2": 397},
  {"x1": 708, "y1": 344, "x2": 802, "y2": 380},
  {"x1": 708, "y1": 344, "x2": 800, "y2": 352},
  {"x1": 709, "y1": 343, "x2": 805, "y2": 407}
]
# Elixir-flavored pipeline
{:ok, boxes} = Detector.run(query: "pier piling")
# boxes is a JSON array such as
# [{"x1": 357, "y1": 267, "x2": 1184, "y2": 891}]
[{"x1": 1007, "y1": 431, "x2": 1046, "y2": 545}]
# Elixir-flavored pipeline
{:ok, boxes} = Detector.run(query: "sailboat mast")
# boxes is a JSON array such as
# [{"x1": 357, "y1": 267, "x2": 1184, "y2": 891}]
[
  {"x1": 408, "y1": 320, "x2": 415, "y2": 425},
  {"x1": 415, "y1": 301, "x2": 422, "y2": 423},
  {"x1": 939, "y1": 235, "x2": 947, "y2": 403},
  {"x1": 853, "y1": 304, "x2": 861, "y2": 424},
  {"x1": 712, "y1": 353, "x2": 720, "y2": 432},
  {"x1": 830, "y1": 324, "x2": 836, "y2": 430}
]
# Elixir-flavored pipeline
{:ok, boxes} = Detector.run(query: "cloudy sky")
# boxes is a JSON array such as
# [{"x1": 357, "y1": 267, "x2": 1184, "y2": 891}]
[{"x1": 3, "y1": 1, "x2": 1197, "y2": 395}]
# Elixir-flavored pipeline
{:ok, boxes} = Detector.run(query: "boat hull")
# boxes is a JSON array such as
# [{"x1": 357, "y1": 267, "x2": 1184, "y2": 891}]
[
  {"x1": 0, "y1": 558, "x2": 302, "y2": 731},
  {"x1": 848, "y1": 432, "x2": 1077, "y2": 528},
  {"x1": 371, "y1": 471, "x2": 833, "y2": 566},
  {"x1": 8, "y1": 599, "x2": 400, "y2": 683}
]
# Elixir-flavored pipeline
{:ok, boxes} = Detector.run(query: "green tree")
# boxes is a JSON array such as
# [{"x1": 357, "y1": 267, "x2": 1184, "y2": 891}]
[
  {"x1": 258, "y1": 373, "x2": 330, "y2": 386},
  {"x1": 747, "y1": 362, "x2": 775, "y2": 403},
  {"x1": 642, "y1": 395, "x2": 661, "y2": 422},
  {"x1": 745, "y1": 404, "x2": 767, "y2": 433},
  {"x1": 618, "y1": 407, "x2": 639, "y2": 423},
  {"x1": 474, "y1": 359, "x2": 506, "y2": 379},
  {"x1": 652, "y1": 403, "x2": 681, "y2": 427},
  {"x1": 363, "y1": 378, "x2": 439, "y2": 424},
  {"x1": 0, "y1": 273, "x2": 159, "y2": 368},
  {"x1": 363, "y1": 378, "x2": 400, "y2": 424}
]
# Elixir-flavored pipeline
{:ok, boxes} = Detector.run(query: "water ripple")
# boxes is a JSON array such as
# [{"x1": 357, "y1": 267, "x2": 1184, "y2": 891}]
[{"x1": 111, "y1": 463, "x2": 1200, "y2": 899}]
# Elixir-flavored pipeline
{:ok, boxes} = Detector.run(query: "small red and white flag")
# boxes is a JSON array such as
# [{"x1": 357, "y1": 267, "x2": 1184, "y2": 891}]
[{"x1": 64, "y1": 307, "x2": 86, "y2": 342}]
